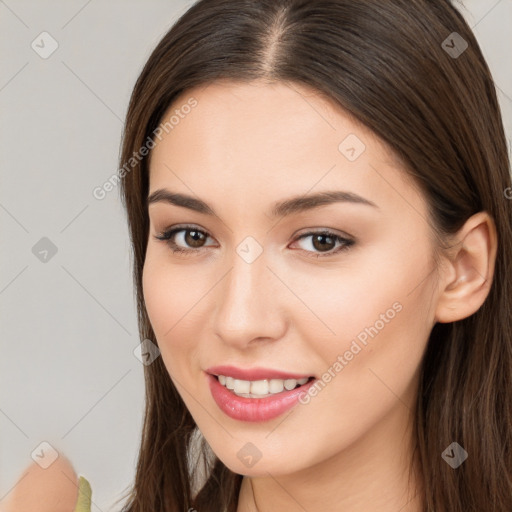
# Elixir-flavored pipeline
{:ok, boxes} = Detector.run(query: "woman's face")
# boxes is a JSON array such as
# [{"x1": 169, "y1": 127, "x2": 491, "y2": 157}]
[{"x1": 143, "y1": 80, "x2": 441, "y2": 476}]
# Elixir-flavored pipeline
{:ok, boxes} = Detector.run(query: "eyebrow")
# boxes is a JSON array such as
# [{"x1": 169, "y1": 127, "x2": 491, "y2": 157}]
[{"x1": 147, "y1": 188, "x2": 379, "y2": 218}]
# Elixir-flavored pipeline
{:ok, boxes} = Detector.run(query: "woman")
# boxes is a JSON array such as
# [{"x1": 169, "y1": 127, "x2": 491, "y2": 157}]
[
  {"x1": 117, "y1": 0, "x2": 511, "y2": 510},
  {"x1": 6, "y1": 0, "x2": 511, "y2": 511}
]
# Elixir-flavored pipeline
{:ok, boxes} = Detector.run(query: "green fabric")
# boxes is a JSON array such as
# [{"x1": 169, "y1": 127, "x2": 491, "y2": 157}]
[{"x1": 73, "y1": 476, "x2": 92, "y2": 512}]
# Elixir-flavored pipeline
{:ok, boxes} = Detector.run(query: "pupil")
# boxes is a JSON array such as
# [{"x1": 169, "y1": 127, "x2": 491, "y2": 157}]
[
  {"x1": 186, "y1": 230, "x2": 205, "y2": 247},
  {"x1": 313, "y1": 234, "x2": 334, "y2": 251}
]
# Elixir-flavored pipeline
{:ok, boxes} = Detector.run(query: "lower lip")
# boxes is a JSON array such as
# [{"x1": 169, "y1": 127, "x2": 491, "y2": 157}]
[{"x1": 207, "y1": 373, "x2": 316, "y2": 422}]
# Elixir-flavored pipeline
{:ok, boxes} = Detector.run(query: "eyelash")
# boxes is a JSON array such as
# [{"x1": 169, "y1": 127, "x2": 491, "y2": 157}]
[{"x1": 153, "y1": 224, "x2": 355, "y2": 259}]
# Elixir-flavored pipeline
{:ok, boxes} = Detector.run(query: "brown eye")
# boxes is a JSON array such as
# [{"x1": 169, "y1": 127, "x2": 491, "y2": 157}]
[
  {"x1": 292, "y1": 230, "x2": 355, "y2": 258},
  {"x1": 154, "y1": 225, "x2": 215, "y2": 254},
  {"x1": 184, "y1": 229, "x2": 207, "y2": 248},
  {"x1": 311, "y1": 233, "x2": 336, "y2": 252}
]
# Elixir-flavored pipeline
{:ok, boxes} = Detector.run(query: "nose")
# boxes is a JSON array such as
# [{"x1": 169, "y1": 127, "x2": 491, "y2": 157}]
[{"x1": 212, "y1": 244, "x2": 288, "y2": 349}]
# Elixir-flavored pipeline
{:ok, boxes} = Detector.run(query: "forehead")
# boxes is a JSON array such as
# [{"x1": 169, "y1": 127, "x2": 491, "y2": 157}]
[
  {"x1": 147, "y1": 80, "x2": 423, "y2": 217},
  {"x1": 151, "y1": 79, "x2": 396, "y2": 162}
]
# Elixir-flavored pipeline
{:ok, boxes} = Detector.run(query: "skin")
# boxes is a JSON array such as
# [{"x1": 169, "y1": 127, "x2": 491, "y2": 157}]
[
  {"x1": 2, "y1": 80, "x2": 496, "y2": 511},
  {"x1": 143, "y1": 80, "x2": 497, "y2": 512},
  {"x1": 1, "y1": 456, "x2": 80, "y2": 512}
]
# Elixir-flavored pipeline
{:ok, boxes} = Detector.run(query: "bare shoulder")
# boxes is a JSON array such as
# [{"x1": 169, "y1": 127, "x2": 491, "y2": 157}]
[{"x1": 1, "y1": 454, "x2": 80, "y2": 512}]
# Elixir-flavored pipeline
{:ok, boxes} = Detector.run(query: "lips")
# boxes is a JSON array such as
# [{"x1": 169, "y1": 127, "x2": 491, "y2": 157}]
[
  {"x1": 205, "y1": 365, "x2": 316, "y2": 422},
  {"x1": 206, "y1": 365, "x2": 313, "y2": 381}
]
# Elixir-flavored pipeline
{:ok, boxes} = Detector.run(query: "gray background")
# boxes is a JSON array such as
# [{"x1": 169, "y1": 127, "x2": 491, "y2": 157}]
[{"x1": 1, "y1": 1, "x2": 511, "y2": 510}]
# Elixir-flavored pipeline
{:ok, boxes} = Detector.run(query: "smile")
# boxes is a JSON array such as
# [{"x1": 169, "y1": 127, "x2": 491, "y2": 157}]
[
  {"x1": 216, "y1": 374, "x2": 311, "y2": 398},
  {"x1": 206, "y1": 367, "x2": 317, "y2": 422}
]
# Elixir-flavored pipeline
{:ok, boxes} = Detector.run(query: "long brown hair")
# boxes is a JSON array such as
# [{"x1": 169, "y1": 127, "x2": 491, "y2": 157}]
[{"x1": 116, "y1": 1, "x2": 512, "y2": 510}]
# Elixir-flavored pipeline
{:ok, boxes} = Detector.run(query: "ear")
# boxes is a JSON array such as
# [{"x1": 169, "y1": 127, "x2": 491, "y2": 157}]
[{"x1": 435, "y1": 211, "x2": 497, "y2": 323}]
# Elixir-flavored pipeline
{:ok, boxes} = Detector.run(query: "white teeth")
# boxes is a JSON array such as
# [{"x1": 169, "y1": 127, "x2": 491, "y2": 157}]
[
  {"x1": 233, "y1": 379, "x2": 251, "y2": 394},
  {"x1": 284, "y1": 379, "x2": 297, "y2": 390},
  {"x1": 269, "y1": 379, "x2": 284, "y2": 393},
  {"x1": 216, "y1": 375, "x2": 310, "y2": 398},
  {"x1": 250, "y1": 379, "x2": 269, "y2": 395}
]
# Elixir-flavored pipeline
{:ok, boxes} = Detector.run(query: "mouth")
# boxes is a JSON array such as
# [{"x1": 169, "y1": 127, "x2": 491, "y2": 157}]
[
  {"x1": 206, "y1": 368, "x2": 317, "y2": 422},
  {"x1": 213, "y1": 373, "x2": 315, "y2": 399}
]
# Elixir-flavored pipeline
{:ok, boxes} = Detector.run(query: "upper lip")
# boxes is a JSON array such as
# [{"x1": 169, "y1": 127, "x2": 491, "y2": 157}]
[{"x1": 206, "y1": 365, "x2": 313, "y2": 381}]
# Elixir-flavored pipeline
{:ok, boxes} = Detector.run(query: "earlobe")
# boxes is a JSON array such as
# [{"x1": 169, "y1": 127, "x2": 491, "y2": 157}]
[{"x1": 435, "y1": 212, "x2": 497, "y2": 324}]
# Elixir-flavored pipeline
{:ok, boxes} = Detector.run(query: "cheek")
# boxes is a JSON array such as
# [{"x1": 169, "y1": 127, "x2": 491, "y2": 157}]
[
  {"x1": 284, "y1": 236, "x2": 434, "y2": 358},
  {"x1": 290, "y1": 238, "x2": 435, "y2": 412},
  {"x1": 141, "y1": 253, "x2": 204, "y2": 377},
  {"x1": 277, "y1": 270, "x2": 433, "y2": 474},
  {"x1": 142, "y1": 257, "x2": 172, "y2": 338},
  {"x1": 142, "y1": 246, "x2": 209, "y2": 333}
]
